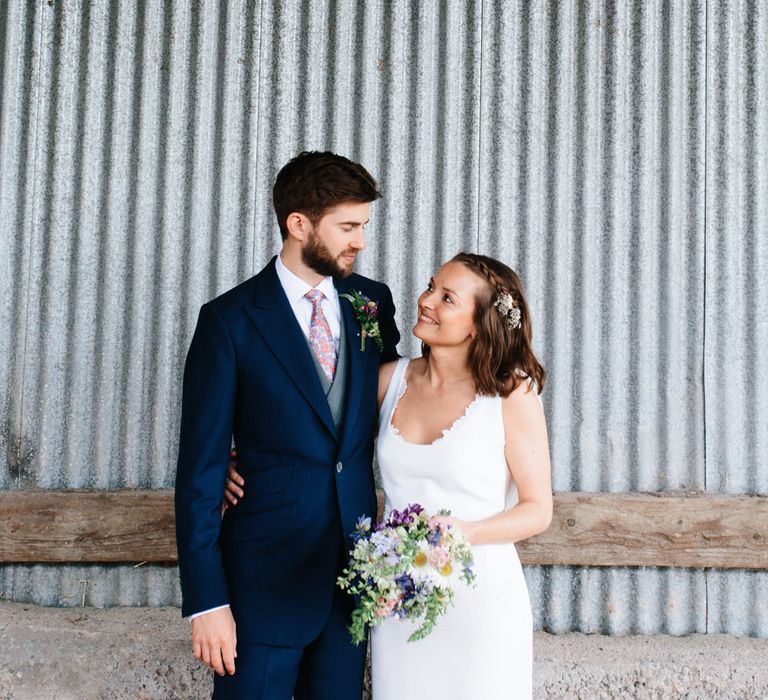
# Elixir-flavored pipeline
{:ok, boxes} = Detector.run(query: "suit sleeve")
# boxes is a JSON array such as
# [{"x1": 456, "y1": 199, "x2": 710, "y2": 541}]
[
  {"x1": 175, "y1": 302, "x2": 235, "y2": 617},
  {"x1": 378, "y1": 284, "x2": 401, "y2": 363}
]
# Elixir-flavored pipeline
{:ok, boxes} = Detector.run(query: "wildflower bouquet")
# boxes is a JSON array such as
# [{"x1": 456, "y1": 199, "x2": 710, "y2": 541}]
[{"x1": 337, "y1": 504, "x2": 476, "y2": 644}]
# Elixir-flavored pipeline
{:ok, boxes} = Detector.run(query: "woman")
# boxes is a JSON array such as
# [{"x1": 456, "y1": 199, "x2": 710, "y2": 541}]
[{"x1": 226, "y1": 252, "x2": 552, "y2": 698}]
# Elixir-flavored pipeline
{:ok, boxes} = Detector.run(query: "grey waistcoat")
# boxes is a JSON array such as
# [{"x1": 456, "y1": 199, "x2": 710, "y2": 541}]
[{"x1": 307, "y1": 311, "x2": 350, "y2": 430}]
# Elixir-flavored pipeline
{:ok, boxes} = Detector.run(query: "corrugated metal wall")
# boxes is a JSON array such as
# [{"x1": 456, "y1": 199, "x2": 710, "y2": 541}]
[{"x1": 1, "y1": 0, "x2": 766, "y2": 636}]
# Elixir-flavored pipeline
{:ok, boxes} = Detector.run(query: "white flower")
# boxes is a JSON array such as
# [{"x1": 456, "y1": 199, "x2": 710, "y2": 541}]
[{"x1": 493, "y1": 292, "x2": 522, "y2": 330}]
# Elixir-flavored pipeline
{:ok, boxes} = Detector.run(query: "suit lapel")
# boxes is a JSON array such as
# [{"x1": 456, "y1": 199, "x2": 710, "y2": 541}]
[
  {"x1": 243, "y1": 259, "x2": 337, "y2": 439},
  {"x1": 335, "y1": 278, "x2": 371, "y2": 442}
]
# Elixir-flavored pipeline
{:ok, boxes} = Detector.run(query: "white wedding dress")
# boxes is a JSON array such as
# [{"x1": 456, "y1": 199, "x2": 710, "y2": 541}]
[{"x1": 371, "y1": 357, "x2": 533, "y2": 700}]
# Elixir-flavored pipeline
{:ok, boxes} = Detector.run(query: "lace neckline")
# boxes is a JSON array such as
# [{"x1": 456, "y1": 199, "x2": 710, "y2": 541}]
[{"x1": 388, "y1": 360, "x2": 481, "y2": 447}]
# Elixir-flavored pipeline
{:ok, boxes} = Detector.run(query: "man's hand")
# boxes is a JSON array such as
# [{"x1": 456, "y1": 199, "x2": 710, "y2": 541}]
[{"x1": 191, "y1": 607, "x2": 237, "y2": 676}]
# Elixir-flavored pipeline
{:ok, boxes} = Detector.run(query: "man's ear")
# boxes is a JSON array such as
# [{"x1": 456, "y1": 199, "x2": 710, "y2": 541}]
[{"x1": 285, "y1": 212, "x2": 311, "y2": 242}]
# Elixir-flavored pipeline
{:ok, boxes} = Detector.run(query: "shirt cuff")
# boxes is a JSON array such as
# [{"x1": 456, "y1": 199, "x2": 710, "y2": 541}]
[{"x1": 188, "y1": 604, "x2": 230, "y2": 620}]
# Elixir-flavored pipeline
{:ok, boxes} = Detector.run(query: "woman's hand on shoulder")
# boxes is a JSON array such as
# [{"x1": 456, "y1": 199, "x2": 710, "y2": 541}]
[
  {"x1": 377, "y1": 360, "x2": 399, "y2": 409},
  {"x1": 221, "y1": 450, "x2": 244, "y2": 517}
]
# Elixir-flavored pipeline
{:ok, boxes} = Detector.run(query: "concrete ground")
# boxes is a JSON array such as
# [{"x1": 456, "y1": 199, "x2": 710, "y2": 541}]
[{"x1": 1, "y1": 602, "x2": 767, "y2": 699}]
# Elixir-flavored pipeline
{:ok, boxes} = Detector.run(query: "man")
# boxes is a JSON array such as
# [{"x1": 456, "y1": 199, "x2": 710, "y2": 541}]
[{"x1": 175, "y1": 151, "x2": 400, "y2": 698}]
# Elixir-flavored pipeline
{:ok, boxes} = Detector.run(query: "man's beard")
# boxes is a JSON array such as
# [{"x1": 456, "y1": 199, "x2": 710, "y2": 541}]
[{"x1": 302, "y1": 229, "x2": 354, "y2": 278}]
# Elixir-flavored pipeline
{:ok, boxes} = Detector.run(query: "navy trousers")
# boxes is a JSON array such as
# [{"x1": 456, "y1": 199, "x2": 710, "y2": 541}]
[{"x1": 212, "y1": 585, "x2": 366, "y2": 700}]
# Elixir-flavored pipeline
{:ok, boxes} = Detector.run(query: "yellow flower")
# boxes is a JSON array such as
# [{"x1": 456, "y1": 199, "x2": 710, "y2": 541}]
[
  {"x1": 413, "y1": 551, "x2": 428, "y2": 567},
  {"x1": 439, "y1": 563, "x2": 453, "y2": 576}
]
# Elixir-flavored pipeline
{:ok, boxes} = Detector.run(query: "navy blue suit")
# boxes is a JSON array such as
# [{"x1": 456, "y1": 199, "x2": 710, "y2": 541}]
[{"x1": 175, "y1": 257, "x2": 399, "y2": 697}]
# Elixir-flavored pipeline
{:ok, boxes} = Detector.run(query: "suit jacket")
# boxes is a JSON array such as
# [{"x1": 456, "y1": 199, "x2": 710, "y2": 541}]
[{"x1": 175, "y1": 257, "x2": 400, "y2": 646}]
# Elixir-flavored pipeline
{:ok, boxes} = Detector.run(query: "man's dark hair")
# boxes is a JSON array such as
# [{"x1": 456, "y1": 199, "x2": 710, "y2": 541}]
[{"x1": 273, "y1": 151, "x2": 382, "y2": 240}]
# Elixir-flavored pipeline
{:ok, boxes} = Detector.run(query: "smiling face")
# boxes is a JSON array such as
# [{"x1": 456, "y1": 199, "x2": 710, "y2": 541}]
[
  {"x1": 413, "y1": 261, "x2": 485, "y2": 349},
  {"x1": 299, "y1": 201, "x2": 370, "y2": 278}
]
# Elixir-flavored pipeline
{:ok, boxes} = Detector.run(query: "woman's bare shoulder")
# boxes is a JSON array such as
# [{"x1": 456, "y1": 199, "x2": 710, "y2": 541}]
[
  {"x1": 379, "y1": 359, "x2": 399, "y2": 385},
  {"x1": 377, "y1": 360, "x2": 400, "y2": 407},
  {"x1": 501, "y1": 377, "x2": 543, "y2": 423}
]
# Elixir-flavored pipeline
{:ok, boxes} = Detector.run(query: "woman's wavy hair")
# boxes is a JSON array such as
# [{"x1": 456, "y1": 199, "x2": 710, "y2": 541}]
[{"x1": 422, "y1": 252, "x2": 546, "y2": 397}]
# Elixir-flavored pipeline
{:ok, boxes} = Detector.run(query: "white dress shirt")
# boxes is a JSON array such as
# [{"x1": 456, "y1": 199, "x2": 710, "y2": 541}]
[
  {"x1": 189, "y1": 255, "x2": 341, "y2": 621},
  {"x1": 274, "y1": 253, "x2": 342, "y2": 353}
]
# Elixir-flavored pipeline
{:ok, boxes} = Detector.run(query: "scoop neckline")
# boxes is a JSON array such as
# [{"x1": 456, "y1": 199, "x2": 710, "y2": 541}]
[{"x1": 388, "y1": 359, "x2": 481, "y2": 447}]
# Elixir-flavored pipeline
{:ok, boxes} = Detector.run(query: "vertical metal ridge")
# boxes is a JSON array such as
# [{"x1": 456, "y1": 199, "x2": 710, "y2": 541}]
[
  {"x1": 702, "y1": 0, "x2": 768, "y2": 635},
  {"x1": 707, "y1": 570, "x2": 768, "y2": 637},
  {"x1": 570, "y1": 0, "x2": 600, "y2": 492},
  {"x1": 705, "y1": 0, "x2": 768, "y2": 494},
  {"x1": 0, "y1": 563, "x2": 182, "y2": 608},
  {"x1": 480, "y1": 0, "x2": 705, "y2": 494},
  {"x1": 0, "y1": 0, "x2": 40, "y2": 488},
  {"x1": 525, "y1": 565, "x2": 707, "y2": 636}
]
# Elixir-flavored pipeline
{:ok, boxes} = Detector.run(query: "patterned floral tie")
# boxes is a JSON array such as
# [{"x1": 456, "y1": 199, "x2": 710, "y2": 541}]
[{"x1": 304, "y1": 289, "x2": 336, "y2": 383}]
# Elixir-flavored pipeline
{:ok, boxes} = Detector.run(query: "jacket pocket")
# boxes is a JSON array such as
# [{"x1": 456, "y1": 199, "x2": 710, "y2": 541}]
[
  {"x1": 250, "y1": 461, "x2": 293, "y2": 496},
  {"x1": 225, "y1": 501, "x2": 295, "y2": 543}
]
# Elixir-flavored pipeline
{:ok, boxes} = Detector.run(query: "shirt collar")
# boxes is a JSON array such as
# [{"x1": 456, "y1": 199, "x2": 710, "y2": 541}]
[{"x1": 275, "y1": 253, "x2": 336, "y2": 304}]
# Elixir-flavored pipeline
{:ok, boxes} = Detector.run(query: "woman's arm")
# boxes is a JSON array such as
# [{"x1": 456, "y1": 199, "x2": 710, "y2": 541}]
[
  {"x1": 434, "y1": 381, "x2": 553, "y2": 545},
  {"x1": 377, "y1": 360, "x2": 398, "y2": 410}
]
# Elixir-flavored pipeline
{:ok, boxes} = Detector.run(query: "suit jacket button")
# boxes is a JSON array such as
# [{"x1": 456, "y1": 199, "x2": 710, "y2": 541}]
[{"x1": 336, "y1": 461, "x2": 343, "y2": 473}]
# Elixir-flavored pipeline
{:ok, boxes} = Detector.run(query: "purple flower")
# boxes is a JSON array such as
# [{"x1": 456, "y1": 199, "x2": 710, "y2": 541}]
[
  {"x1": 381, "y1": 503, "x2": 426, "y2": 529},
  {"x1": 427, "y1": 527, "x2": 441, "y2": 547},
  {"x1": 395, "y1": 573, "x2": 416, "y2": 601},
  {"x1": 370, "y1": 530, "x2": 398, "y2": 557},
  {"x1": 393, "y1": 508, "x2": 411, "y2": 525}
]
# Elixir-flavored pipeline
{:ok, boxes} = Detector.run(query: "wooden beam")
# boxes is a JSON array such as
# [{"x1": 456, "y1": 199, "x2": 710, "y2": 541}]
[
  {"x1": 0, "y1": 490, "x2": 177, "y2": 563},
  {"x1": 516, "y1": 492, "x2": 768, "y2": 569},
  {"x1": 1, "y1": 490, "x2": 766, "y2": 568}
]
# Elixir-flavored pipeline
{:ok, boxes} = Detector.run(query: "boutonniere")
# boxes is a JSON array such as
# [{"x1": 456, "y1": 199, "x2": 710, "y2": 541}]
[{"x1": 339, "y1": 289, "x2": 383, "y2": 352}]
